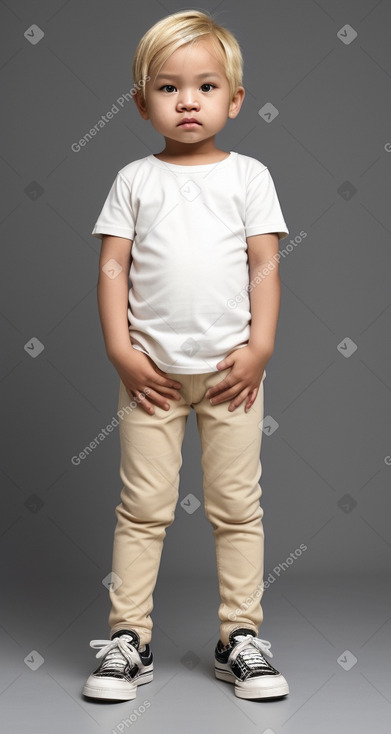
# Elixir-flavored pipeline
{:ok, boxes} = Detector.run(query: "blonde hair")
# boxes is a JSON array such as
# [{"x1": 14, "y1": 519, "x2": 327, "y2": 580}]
[{"x1": 132, "y1": 9, "x2": 243, "y2": 103}]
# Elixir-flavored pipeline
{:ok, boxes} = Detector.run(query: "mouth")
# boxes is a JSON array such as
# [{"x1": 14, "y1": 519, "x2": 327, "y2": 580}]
[{"x1": 178, "y1": 120, "x2": 201, "y2": 127}]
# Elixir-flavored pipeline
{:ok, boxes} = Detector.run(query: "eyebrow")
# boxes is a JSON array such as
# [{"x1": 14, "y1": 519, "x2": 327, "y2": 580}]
[{"x1": 155, "y1": 72, "x2": 222, "y2": 80}]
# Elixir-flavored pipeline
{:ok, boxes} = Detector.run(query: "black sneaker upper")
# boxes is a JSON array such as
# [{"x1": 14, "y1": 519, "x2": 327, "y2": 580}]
[
  {"x1": 215, "y1": 628, "x2": 281, "y2": 680},
  {"x1": 92, "y1": 629, "x2": 153, "y2": 680}
]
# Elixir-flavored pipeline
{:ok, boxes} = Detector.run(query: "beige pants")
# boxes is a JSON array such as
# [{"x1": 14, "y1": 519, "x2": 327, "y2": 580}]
[{"x1": 109, "y1": 366, "x2": 266, "y2": 647}]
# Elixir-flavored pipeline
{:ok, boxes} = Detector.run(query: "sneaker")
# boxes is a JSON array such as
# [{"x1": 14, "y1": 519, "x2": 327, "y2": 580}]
[
  {"x1": 82, "y1": 628, "x2": 153, "y2": 701},
  {"x1": 215, "y1": 628, "x2": 289, "y2": 700}
]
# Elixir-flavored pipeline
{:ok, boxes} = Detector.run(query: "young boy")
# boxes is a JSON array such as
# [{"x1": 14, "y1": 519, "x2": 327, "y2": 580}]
[{"x1": 83, "y1": 9, "x2": 290, "y2": 702}]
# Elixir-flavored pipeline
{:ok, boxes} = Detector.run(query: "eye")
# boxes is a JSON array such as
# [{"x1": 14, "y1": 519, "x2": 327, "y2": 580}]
[{"x1": 158, "y1": 83, "x2": 216, "y2": 93}]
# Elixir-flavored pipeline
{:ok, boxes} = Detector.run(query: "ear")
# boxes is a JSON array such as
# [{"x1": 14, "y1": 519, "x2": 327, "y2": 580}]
[
  {"x1": 133, "y1": 90, "x2": 149, "y2": 120},
  {"x1": 228, "y1": 86, "x2": 245, "y2": 119}
]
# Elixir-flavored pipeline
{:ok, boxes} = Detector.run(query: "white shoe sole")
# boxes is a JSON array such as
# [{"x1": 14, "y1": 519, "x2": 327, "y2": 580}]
[
  {"x1": 83, "y1": 664, "x2": 153, "y2": 701},
  {"x1": 215, "y1": 664, "x2": 289, "y2": 699}
]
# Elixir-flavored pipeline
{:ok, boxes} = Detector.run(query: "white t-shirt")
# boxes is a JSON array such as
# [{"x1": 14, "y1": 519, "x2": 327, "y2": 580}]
[{"x1": 91, "y1": 151, "x2": 289, "y2": 374}]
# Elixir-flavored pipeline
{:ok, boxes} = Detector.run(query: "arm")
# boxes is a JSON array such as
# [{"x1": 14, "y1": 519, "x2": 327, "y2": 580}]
[
  {"x1": 205, "y1": 233, "x2": 281, "y2": 412},
  {"x1": 97, "y1": 234, "x2": 183, "y2": 413},
  {"x1": 97, "y1": 234, "x2": 133, "y2": 363},
  {"x1": 246, "y1": 232, "x2": 281, "y2": 360}
]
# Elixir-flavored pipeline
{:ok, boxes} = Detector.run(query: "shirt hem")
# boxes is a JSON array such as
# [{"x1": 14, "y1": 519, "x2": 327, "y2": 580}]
[
  {"x1": 246, "y1": 225, "x2": 289, "y2": 239},
  {"x1": 131, "y1": 345, "x2": 227, "y2": 374},
  {"x1": 130, "y1": 344, "x2": 249, "y2": 374},
  {"x1": 91, "y1": 226, "x2": 134, "y2": 240}
]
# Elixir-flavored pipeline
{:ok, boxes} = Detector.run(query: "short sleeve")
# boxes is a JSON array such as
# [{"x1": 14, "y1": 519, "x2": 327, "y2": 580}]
[
  {"x1": 91, "y1": 172, "x2": 135, "y2": 240},
  {"x1": 245, "y1": 166, "x2": 289, "y2": 240}
]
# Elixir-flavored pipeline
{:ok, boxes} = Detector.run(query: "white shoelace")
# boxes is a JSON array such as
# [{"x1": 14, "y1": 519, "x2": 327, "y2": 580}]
[
  {"x1": 228, "y1": 634, "x2": 273, "y2": 669},
  {"x1": 89, "y1": 635, "x2": 142, "y2": 672}
]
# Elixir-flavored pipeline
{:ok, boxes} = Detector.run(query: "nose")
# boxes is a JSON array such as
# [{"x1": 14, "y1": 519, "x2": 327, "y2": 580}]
[{"x1": 177, "y1": 90, "x2": 200, "y2": 111}]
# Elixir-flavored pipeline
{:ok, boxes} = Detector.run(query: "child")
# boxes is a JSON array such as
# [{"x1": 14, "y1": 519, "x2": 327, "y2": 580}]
[{"x1": 83, "y1": 9, "x2": 290, "y2": 702}]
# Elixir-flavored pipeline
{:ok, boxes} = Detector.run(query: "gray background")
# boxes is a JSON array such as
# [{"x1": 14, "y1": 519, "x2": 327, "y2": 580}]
[{"x1": 1, "y1": 0, "x2": 390, "y2": 731}]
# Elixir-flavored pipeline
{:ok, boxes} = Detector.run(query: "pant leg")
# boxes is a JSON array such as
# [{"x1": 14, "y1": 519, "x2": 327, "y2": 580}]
[
  {"x1": 193, "y1": 367, "x2": 266, "y2": 646},
  {"x1": 108, "y1": 375, "x2": 191, "y2": 646}
]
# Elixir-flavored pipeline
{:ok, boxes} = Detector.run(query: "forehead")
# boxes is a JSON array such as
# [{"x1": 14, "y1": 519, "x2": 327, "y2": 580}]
[{"x1": 159, "y1": 37, "x2": 224, "y2": 73}]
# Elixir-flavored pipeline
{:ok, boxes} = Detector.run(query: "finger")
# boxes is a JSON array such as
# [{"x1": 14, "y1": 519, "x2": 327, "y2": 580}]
[
  {"x1": 151, "y1": 383, "x2": 182, "y2": 400},
  {"x1": 141, "y1": 401, "x2": 156, "y2": 415},
  {"x1": 145, "y1": 386, "x2": 180, "y2": 409},
  {"x1": 133, "y1": 388, "x2": 171, "y2": 412},
  {"x1": 207, "y1": 374, "x2": 247, "y2": 398},
  {"x1": 205, "y1": 380, "x2": 231, "y2": 398},
  {"x1": 153, "y1": 370, "x2": 182, "y2": 390},
  {"x1": 127, "y1": 387, "x2": 149, "y2": 404},
  {"x1": 206, "y1": 380, "x2": 232, "y2": 398},
  {"x1": 245, "y1": 388, "x2": 258, "y2": 412},
  {"x1": 127, "y1": 390, "x2": 156, "y2": 415},
  {"x1": 227, "y1": 387, "x2": 251, "y2": 411},
  {"x1": 152, "y1": 376, "x2": 182, "y2": 399},
  {"x1": 209, "y1": 382, "x2": 245, "y2": 404}
]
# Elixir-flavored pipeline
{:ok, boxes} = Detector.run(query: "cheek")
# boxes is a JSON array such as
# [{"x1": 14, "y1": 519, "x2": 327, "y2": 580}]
[
  {"x1": 155, "y1": 101, "x2": 172, "y2": 117},
  {"x1": 149, "y1": 104, "x2": 169, "y2": 124},
  {"x1": 207, "y1": 96, "x2": 228, "y2": 114}
]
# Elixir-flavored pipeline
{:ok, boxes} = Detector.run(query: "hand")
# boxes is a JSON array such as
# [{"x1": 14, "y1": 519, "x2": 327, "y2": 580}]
[
  {"x1": 111, "y1": 347, "x2": 182, "y2": 415},
  {"x1": 204, "y1": 345, "x2": 268, "y2": 412}
]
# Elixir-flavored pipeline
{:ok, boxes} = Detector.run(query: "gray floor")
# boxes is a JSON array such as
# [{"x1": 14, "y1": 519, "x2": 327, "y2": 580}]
[{"x1": 2, "y1": 572, "x2": 390, "y2": 733}]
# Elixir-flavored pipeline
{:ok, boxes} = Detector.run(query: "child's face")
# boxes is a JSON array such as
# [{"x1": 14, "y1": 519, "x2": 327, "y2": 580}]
[{"x1": 134, "y1": 36, "x2": 244, "y2": 146}]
